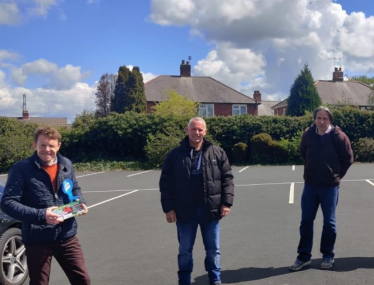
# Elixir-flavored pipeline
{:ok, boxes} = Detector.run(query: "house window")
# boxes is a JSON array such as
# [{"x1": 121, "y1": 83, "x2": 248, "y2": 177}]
[
  {"x1": 199, "y1": 104, "x2": 214, "y2": 117},
  {"x1": 232, "y1": 104, "x2": 247, "y2": 116}
]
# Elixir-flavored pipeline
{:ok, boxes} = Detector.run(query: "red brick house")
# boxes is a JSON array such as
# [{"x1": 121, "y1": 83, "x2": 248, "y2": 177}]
[
  {"x1": 272, "y1": 67, "x2": 374, "y2": 116},
  {"x1": 145, "y1": 60, "x2": 260, "y2": 117}
]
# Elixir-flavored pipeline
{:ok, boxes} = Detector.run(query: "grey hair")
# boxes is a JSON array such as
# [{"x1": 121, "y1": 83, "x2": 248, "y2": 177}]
[
  {"x1": 313, "y1": 106, "x2": 333, "y2": 122},
  {"x1": 187, "y1": 117, "x2": 206, "y2": 128}
]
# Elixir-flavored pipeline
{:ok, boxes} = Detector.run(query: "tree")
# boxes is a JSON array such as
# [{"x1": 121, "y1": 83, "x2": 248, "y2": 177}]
[
  {"x1": 95, "y1": 73, "x2": 116, "y2": 117},
  {"x1": 287, "y1": 64, "x2": 322, "y2": 116},
  {"x1": 111, "y1": 65, "x2": 147, "y2": 113},
  {"x1": 124, "y1": 67, "x2": 147, "y2": 113},
  {"x1": 111, "y1": 66, "x2": 130, "y2": 113},
  {"x1": 348, "y1": 75, "x2": 374, "y2": 86},
  {"x1": 152, "y1": 89, "x2": 198, "y2": 117}
]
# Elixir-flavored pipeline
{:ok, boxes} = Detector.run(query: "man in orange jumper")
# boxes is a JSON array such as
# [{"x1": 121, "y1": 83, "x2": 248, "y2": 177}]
[{"x1": 1, "y1": 126, "x2": 90, "y2": 285}]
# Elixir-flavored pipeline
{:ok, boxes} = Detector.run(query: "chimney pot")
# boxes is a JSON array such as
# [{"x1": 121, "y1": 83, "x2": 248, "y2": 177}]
[
  {"x1": 333, "y1": 67, "x2": 344, "y2": 81},
  {"x1": 180, "y1": 60, "x2": 191, "y2": 77}
]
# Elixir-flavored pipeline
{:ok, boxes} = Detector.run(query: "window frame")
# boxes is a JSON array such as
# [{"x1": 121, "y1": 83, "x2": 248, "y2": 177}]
[
  {"x1": 232, "y1": 104, "x2": 247, "y2": 116},
  {"x1": 199, "y1": 104, "x2": 215, "y2": 117}
]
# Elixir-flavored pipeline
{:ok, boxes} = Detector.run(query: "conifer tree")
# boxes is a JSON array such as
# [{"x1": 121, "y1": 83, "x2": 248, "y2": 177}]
[
  {"x1": 287, "y1": 64, "x2": 322, "y2": 116},
  {"x1": 110, "y1": 65, "x2": 146, "y2": 113},
  {"x1": 124, "y1": 67, "x2": 147, "y2": 113}
]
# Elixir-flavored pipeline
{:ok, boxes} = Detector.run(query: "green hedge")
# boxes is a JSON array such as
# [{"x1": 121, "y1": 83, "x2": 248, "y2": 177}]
[
  {"x1": 0, "y1": 117, "x2": 37, "y2": 173},
  {"x1": 59, "y1": 107, "x2": 374, "y2": 165},
  {"x1": 1, "y1": 107, "x2": 374, "y2": 172}
]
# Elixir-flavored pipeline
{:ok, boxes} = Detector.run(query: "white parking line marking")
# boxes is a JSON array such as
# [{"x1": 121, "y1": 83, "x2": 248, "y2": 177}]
[
  {"x1": 236, "y1": 178, "x2": 374, "y2": 188},
  {"x1": 289, "y1": 183, "x2": 295, "y2": 204},
  {"x1": 76, "y1": 172, "x2": 105, "y2": 179},
  {"x1": 87, "y1": 190, "x2": 138, "y2": 209},
  {"x1": 342, "y1": 179, "x2": 374, "y2": 182},
  {"x1": 127, "y1": 170, "x2": 153, "y2": 177},
  {"x1": 292, "y1": 165, "x2": 295, "y2": 171},
  {"x1": 238, "y1": 166, "x2": 249, "y2": 173},
  {"x1": 366, "y1": 180, "x2": 374, "y2": 187},
  {"x1": 236, "y1": 182, "x2": 304, "y2": 187},
  {"x1": 83, "y1": 188, "x2": 158, "y2": 193}
]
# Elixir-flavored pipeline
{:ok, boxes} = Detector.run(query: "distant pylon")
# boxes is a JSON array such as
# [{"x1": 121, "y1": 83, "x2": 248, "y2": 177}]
[{"x1": 23, "y1": 94, "x2": 27, "y2": 111}]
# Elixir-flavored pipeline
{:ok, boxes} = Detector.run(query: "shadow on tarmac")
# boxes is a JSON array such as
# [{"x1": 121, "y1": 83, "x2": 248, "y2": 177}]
[
  {"x1": 191, "y1": 257, "x2": 374, "y2": 284},
  {"x1": 192, "y1": 266, "x2": 291, "y2": 284}
]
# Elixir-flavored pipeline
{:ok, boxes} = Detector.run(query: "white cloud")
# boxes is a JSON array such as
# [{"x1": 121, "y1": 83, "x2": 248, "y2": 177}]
[
  {"x1": 194, "y1": 44, "x2": 266, "y2": 96},
  {"x1": 48, "y1": 64, "x2": 90, "y2": 90},
  {"x1": 150, "y1": 0, "x2": 195, "y2": 26},
  {"x1": 0, "y1": 0, "x2": 60, "y2": 25},
  {"x1": 143, "y1": 72, "x2": 157, "y2": 83},
  {"x1": 10, "y1": 59, "x2": 90, "y2": 90},
  {"x1": 0, "y1": 80, "x2": 96, "y2": 121},
  {"x1": 0, "y1": 2, "x2": 20, "y2": 25},
  {"x1": 151, "y1": 0, "x2": 374, "y2": 100},
  {"x1": 0, "y1": 50, "x2": 20, "y2": 63},
  {"x1": 29, "y1": 0, "x2": 57, "y2": 16}
]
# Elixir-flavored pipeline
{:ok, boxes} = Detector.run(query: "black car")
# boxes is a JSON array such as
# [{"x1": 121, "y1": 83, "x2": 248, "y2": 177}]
[{"x1": 0, "y1": 181, "x2": 28, "y2": 285}]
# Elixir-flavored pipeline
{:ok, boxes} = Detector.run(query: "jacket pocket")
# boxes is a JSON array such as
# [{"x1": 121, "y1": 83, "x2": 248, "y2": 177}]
[{"x1": 29, "y1": 224, "x2": 60, "y2": 243}]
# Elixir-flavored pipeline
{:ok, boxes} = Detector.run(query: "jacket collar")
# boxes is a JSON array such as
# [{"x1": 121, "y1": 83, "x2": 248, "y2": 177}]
[
  {"x1": 33, "y1": 152, "x2": 68, "y2": 171},
  {"x1": 180, "y1": 135, "x2": 212, "y2": 151}
]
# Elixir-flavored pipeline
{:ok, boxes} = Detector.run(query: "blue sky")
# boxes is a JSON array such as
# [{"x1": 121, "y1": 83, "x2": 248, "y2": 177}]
[{"x1": 0, "y1": 0, "x2": 373, "y2": 121}]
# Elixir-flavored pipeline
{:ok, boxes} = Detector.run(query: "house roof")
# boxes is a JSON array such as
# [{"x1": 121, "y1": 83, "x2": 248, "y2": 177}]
[
  {"x1": 258, "y1": 101, "x2": 280, "y2": 116},
  {"x1": 12, "y1": 117, "x2": 70, "y2": 127},
  {"x1": 315, "y1": 80, "x2": 374, "y2": 106},
  {"x1": 272, "y1": 98, "x2": 288, "y2": 109},
  {"x1": 145, "y1": 76, "x2": 257, "y2": 104}
]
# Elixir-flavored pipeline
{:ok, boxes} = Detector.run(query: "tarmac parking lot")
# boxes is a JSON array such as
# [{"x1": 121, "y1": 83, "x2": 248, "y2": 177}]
[{"x1": 1, "y1": 164, "x2": 374, "y2": 285}]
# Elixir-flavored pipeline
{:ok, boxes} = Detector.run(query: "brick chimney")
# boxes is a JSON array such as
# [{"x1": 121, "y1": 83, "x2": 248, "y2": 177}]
[
  {"x1": 253, "y1": 90, "x2": 261, "y2": 102},
  {"x1": 180, "y1": 60, "x2": 191, "y2": 77},
  {"x1": 22, "y1": 110, "x2": 29, "y2": 120},
  {"x1": 333, "y1": 67, "x2": 343, "y2": 81}
]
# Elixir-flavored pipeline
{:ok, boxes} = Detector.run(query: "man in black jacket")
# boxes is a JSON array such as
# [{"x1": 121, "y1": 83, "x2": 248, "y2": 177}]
[
  {"x1": 289, "y1": 106, "x2": 354, "y2": 271},
  {"x1": 1, "y1": 127, "x2": 90, "y2": 285},
  {"x1": 160, "y1": 117, "x2": 234, "y2": 285}
]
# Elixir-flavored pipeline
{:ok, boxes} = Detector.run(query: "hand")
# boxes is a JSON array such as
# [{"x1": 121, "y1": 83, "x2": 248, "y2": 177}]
[
  {"x1": 221, "y1": 205, "x2": 231, "y2": 217},
  {"x1": 166, "y1": 210, "x2": 177, "y2": 223},
  {"x1": 46, "y1": 207, "x2": 63, "y2": 225},
  {"x1": 77, "y1": 203, "x2": 88, "y2": 216}
]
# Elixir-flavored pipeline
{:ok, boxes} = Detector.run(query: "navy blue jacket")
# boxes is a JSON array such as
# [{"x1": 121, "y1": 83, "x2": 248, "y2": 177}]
[
  {"x1": 1, "y1": 152, "x2": 86, "y2": 245},
  {"x1": 300, "y1": 125, "x2": 354, "y2": 186},
  {"x1": 160, "y1": 136, "x2": 234, "y2": 222}
]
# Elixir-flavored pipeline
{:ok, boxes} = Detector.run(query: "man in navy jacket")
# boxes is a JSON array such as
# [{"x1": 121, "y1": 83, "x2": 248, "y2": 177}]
[
  {"x1": 289, "y1": 106, "x2": 354, "y2": 271},
  {"x1": 1, "y1": 126, "x2": 90, "y2": 285}
]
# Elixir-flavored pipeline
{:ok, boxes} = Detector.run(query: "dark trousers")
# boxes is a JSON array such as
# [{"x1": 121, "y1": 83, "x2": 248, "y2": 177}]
[
  {"x1": 297, "y1": 183, "x2": 339, "y2": 261},
  {"x1": 25, "y1": 236, "x2": 90, "y2": 285}
]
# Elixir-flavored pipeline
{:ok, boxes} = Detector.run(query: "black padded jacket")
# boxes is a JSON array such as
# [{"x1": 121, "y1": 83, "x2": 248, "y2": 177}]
[{"x1": 160, "y1": 136, "x2": 234, "y2": 222}]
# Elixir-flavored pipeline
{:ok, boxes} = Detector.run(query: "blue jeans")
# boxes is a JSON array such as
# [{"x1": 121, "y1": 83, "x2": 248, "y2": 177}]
[
  {"x1": 176, "y1": 206, "x2": 221, "y2": 285},
  {"x1": 297, "y1": 183, "x2": 339, "y2": 261}
]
